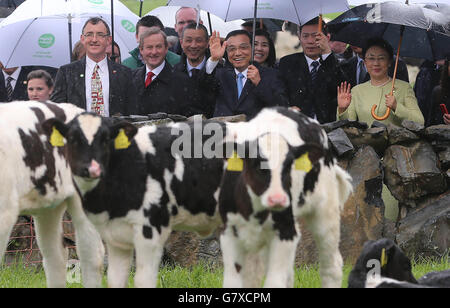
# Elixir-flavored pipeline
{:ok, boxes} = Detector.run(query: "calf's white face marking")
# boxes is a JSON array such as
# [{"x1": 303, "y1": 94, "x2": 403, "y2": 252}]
[{"x1": 78, "y1": 114, "x2": 102, "y2": 145}]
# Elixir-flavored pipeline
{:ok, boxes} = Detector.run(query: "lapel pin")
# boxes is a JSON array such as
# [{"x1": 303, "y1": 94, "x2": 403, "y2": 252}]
[
  {"x1": 113, "y1": 70, "x2": 117, "y2": 74},
  {"x1": 80, "y1": 74, "x2": 84, "y2": 78}
]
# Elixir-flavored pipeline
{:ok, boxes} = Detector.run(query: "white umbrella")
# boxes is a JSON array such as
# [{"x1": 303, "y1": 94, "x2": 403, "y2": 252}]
[
  {"x1": 348, "y1": 0, "x2": 450, "y2": 5},
  {"x1": 167, "y1": 0, "x2": 350, "y2": 26},
  {"x1": 147, "y1": 6, "x2": 244, "y2": 37},
  {"x1": 0, "y1": 0, "x2": 139, "y2": 68}
]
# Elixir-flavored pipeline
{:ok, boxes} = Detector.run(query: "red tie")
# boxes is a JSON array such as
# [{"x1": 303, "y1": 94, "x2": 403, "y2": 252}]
[{"x1": 145, "y1": 71, "x2": 155, "y2": 88}]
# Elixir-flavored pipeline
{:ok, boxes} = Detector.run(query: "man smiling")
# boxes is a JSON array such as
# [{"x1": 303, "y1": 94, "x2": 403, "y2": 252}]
[
  {"x1": 204, "y1": 30, "x2": 288, "y2": 119},
  {"x1": 131, "y1": 27, "x2": 200, "y2": 116},
  {"x1": 52, "y1": 17, "x2": 136, "y2": 116}
]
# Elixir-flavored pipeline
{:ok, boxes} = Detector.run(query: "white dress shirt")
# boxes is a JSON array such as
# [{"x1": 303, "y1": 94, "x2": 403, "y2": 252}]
[
  {"x1": 304, "y1": 53, "x2": 331, "y2": 72},
  {"x1": 187, "y1": 57, "x2": 206, "y2": 77},
  {"x1": 205, "y1": 58, "x2": 248, "y2": 89},
  {"x1": 145, "y1": 60, "x2": 166, "y2": 82},
  {"x1": 85, "y1": 56, "x2": 110, "y2": 116}
]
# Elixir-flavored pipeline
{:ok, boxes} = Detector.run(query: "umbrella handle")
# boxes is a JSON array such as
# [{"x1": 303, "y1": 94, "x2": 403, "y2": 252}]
[{"x1": 371, "y1": 25, "x2": 404, "y2": 121}]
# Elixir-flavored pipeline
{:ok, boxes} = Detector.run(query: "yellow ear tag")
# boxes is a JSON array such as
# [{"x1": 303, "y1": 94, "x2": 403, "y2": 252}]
[
  {"x1": 114, "y1": 129, "x2": 131, "y2": 150},
  {"x1": 295, "y1": 153, "x2": 312, "y2": 172},
  {"x1": 50, "y1": 127, "x2": 65, "y2": 147},
  {"x1": 381, "y1": 248, "x2": 388, "y2": 268},
  {"x1": 227, "y1": 151, "x2": 244, "y2": 172}
]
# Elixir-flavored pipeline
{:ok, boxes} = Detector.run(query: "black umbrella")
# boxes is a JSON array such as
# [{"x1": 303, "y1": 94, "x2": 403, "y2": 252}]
[{"x1": 328, "y1": 1, "x2": 450, "y2": 120}]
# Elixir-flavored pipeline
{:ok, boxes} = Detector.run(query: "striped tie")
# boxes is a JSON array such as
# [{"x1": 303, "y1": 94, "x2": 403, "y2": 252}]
[
  {"x1": 310, "y1": 61, "x2": 319, "y2": 84},
  {"x1": 91, "y1": 64, "x2": 105, "y2": 116},
  {"x1": 6, "y1": 76, "x2": 13, "y2": 102}
]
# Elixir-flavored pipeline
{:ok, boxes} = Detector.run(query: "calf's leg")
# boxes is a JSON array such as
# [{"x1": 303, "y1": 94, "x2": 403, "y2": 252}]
[
  {"x1": 33, "y1": 205, "x2": 68, "y2": 288},
  {"x1": 106, "y1": 243, "x2": 133, "y2": 288},
  {"x1": 220, "y1": 230, "x2": 245, "y2": 288},
  {"x1": 66, "y1": 195, "x2": 104, "y2": 288}
]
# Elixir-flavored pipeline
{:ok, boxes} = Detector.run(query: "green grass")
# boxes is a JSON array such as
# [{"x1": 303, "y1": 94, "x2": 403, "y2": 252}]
[{"x1": 1, "y1": 257, "x2": 448, "y2": 288}]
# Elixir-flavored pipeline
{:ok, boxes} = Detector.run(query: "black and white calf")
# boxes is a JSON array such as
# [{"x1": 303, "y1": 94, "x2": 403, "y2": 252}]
[
  {"x1": 42, "y1": 113, "x2": 228, "y2": 288},
  {"x1": 218, "y1": 108, "x2": 353, "y2": 288},
  {"x1": 0, "y1": 101, "x2": 104, "y2": 288},
  {"x1": 349, "y1": 238, "x2": 450, "y2": 288}
]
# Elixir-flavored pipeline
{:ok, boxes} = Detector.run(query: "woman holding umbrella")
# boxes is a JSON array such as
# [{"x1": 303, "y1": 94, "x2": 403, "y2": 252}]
[
  {"x1": 428, "y1": 56, "x2": 450, "y2": 126},
  {"x1": 337, "y1": 37, "x2": 424, "y2": 126}
]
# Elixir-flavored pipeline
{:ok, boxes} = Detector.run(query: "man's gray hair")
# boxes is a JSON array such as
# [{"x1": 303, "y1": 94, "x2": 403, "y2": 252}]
[
  {"x1": 175, "y1": 7, "x2": 199, "y2": 22},
  {"x1": 139, "y1": 27, "x2": 168, "y2": 49}
]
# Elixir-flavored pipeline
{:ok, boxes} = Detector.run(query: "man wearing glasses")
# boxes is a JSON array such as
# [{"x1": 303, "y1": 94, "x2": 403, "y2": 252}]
[
  {"x1": 205, "y1": 30, "x2": 288, "y2": 119},
  {"x1": 52, "y1": 17, "x2": 136, "y2": 117}
]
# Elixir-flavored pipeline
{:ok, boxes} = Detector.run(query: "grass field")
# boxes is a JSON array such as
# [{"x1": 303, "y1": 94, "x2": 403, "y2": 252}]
[{"x1": 0, "y1": 257, "x2": 448, "y2": 288}]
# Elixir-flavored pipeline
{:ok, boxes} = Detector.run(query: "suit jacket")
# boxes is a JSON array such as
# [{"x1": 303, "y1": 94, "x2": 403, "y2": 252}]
[
  {"x1": 428, "y1": 86, "x2": 449, "y2": 126},
  {"x1": 203, "y1": 62, "x2": 288, "y2": 119},
  {"x1": 131, "y1": 62, "x2": 199, "y2": 117},
  {"x1": 414, "y1": 60, "x2": 442, "y2": 126},
  {"x1": 172, "y1": 54, "x2": 217, "y2": 118},
  {"x1": 51, "y1": 57, "x2": 136, "y2": 116},
  {"x1": 0, "y1": 66, "x2": 34, "y2": 102},
  {"x1": 340, "y1": 55, "x2": 409, "y2": 88},
  {"x1": 278, "y1": 53, "x2": 347, "y2": 124}
]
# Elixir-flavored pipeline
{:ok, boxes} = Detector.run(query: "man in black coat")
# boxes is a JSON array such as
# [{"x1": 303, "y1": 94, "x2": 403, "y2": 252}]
[
  {"x1": 278, "y1": 18, "x2": 347, "y2": 124},
  {"x1": 0, "y1": 64, "x2": 33, "y2": 102},
  {"x1": 340, "y1": 45, "x2": 409, "y2": 88},
  {"x1": 204, "y1": 30, "x2": 288, "y2": 119},
  {"x1": 173, "y1": 23, "x2": 216, "y2": 118},
  {"x1": 51, "y1": 17, "x2": 136, "y2": 116},
  {"x1": 131, "y1": 27, "x2": 199, "y2": 117}
]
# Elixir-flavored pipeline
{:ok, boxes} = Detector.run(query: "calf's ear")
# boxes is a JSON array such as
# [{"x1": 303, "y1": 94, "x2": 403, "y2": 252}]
[
  {"x1": 110, "y1": 121, "x2": 138, "y2": 150},
  {"x1": 42, "y1": 118, "x2": 69, "y2": 147}
]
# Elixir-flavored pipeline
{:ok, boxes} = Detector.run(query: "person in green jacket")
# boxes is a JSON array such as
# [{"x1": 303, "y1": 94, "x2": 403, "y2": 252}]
[
  {"x1": 123, "y1": 15, "x2": 180, "y2": 69},
  {"x1": 337, "y1": 37, "x2": 424, "y2": 126}
]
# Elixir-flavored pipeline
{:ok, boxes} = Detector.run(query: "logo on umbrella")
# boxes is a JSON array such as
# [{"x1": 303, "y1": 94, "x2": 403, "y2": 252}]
[
  {"x1": 121, "y1": 19, "x2": 136, "y2": 33},
  {"x1": 88, "y1": 0, "x2": 104, "y2": 4},
  {"x1": 38, "y1": 34, "x2": 55, "y2": 48}
]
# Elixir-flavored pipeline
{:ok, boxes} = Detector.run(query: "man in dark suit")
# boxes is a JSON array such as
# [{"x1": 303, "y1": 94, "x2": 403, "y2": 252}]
[
  {"x1": 340, "y1": 45, "x2": 409, "y2": 88},
  {"x1": 51, "y1": 17, "x2": 136, "y2": 116},
  {"x1": 204, "y1": 30, "x2": 288, "y2": 119},
  {"x1": 173, "y1": 23, "x2": 216, "y2": 118},
  {"x1": 0, "y1": 63, "x2": 34, "y2": 102},
  {"x1": 278, "y1": 18, "x2": 347, "y2": 124},
  {"x1": 131, "y1": 27, "x2": 199, "y2": 117}
]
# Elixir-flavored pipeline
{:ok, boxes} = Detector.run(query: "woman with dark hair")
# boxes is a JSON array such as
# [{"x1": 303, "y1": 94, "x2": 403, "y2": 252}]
[
  {"x1": 428, "y1": 57, "x2": 450, "y2": 126},
  {"x1": 337, "y1": 37, "x2": 424, "y2": 126},
  {"x1": 253, "y1": 29, "x2": 277, "y2": 68},
  {"x1": 27, "y1": 69, "x2": 54, "y2": 101}
]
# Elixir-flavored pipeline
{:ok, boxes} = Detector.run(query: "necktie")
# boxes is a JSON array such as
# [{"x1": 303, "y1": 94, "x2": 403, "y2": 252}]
[
  {"x1": 190, "y1": 68, "x2": 200, "y2": 79},
  {"x1": 145, "y1": 71, "x2": 155, "y2": 88},
  {"x1": 310, "y1": 61, "x2": 319, "y2": 84},
  {"x1": 237, "y1": 73, "x2": 244, "y2": 98},
  {"x1": 91, "y1": 64, "x2": 105, "y2": 116},
  {"x1": 358, "y1": 61, "x2": 367, "y2": 85},
  {"x1": 6, "y1": 76, "x2": 13, "y2": 102}
]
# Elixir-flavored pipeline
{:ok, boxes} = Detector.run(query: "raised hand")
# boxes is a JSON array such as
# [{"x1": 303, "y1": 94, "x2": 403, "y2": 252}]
[
  {"x1": 209, "y1": 31, "x2": 227, "y2": 62},
  {"x1": 337, "y1": 81, "x2": 352, "y2": 114},
  {"x1": 315, "y1": 32, "x2": 331, "y2": 55}
]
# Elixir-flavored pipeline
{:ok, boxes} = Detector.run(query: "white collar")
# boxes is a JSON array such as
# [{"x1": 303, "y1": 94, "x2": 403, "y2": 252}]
[
  {"x1": 304, "y1": 53, "x2": 331, "y2": 68},
  {"x1": 146, "y1": 60, "x2": 165, "y2": 76},
  {"x1": 3, "y1": 67, "x2": 21, "y2": 81},
  {"x1": 187, "y1": 56, "x2": 206, "y2": 73},
  {"x1": 86, "y1": 55, "x2": 108, "y2": 72},
  {"x1": 234, "y1": 67, "x2": 248, "y2": 78},
  {"x1": 357, "y1": 55, "x2": 365, "y2": 65}
]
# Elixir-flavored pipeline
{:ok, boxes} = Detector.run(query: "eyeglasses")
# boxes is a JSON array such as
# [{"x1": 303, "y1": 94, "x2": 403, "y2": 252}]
[
  {"x1": 83, "y1": 32, "x2": 109, "y2": 39},
  {"x1": 226, "y1": 44, "x2": 251, "y2": 54},
  {"x1": 365, "y1": 56, "x2": 389, "y2": 63}
]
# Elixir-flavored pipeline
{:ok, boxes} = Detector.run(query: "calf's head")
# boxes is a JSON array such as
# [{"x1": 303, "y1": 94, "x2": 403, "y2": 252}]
[
  {"x1": 229, "y1": 132, "x2": 324, "y2": 212},
  {"x1": 348, "y1": 238, "x2": 418, "y2": 288},
  {"x1": 42, "y1": 113, "x2": 137, "y2": 193}
]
